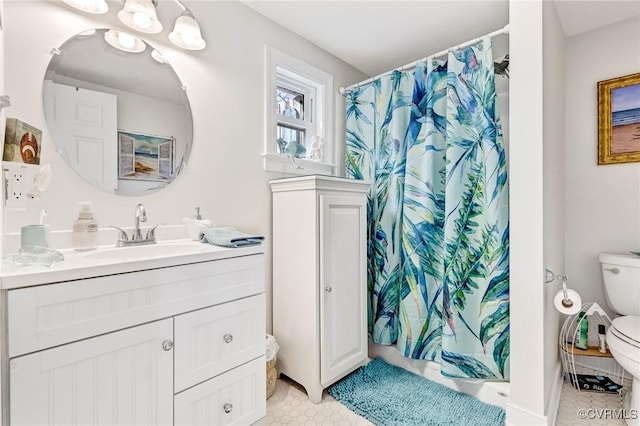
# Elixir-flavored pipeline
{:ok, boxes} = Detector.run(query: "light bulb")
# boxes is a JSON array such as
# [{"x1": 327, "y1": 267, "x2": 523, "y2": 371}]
[
  {"x1": 132, "y1": 11, "x2": 152, "y2": 29},
  {"x1": 62, "y1": 0, "x2": 108, "y2": 14},
  {"x1": 180, "y1": 31, "x2": 197, "y2": 45},
  {"x1": 104, "y1": 30, "x2": 146, "y2": 53},
  {"x1": 117, "y1": 32, "x2": 136, "y2": 49}
]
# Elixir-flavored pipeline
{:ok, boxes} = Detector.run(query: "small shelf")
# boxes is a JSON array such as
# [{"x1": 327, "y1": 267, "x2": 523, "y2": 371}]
[
  {"x1": 559, "y1": 302, "x2": 625, "y2": 393},
  {"x1": 562, "y1": 343, "x2": 613, "y2": 358}
]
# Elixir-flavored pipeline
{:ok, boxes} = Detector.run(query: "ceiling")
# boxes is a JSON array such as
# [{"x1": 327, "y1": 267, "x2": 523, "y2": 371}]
[
  {"x1": 242, "y1": 0, "x2": 509, "y2": 76},
  {"x1": 553, "y1": 1, "x2": 640, "y2": 37},
  {"x1": 240, "y1": 0, "x2": 640, "y2": 77}
]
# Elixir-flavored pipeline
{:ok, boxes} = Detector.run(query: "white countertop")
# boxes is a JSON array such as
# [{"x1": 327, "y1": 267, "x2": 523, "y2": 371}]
[{"x1": 0, "y1": 239, "x2": 265, "y2": 290}]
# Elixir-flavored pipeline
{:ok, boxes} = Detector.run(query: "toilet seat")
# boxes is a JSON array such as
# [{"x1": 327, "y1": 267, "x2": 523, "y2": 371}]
[{"x1": 610, "y1": 316, "x2": 640, "y2": 349}]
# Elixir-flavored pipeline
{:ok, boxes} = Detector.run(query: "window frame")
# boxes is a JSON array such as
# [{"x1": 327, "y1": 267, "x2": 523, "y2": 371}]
[{"x1": 264, "y1": 46, "x2": 334, "y2": 175}]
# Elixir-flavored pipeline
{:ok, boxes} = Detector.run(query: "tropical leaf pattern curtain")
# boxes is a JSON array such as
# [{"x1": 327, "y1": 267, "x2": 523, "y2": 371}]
[{"x1": 345, "y1": 38, "x2": 509, "y2": 380}]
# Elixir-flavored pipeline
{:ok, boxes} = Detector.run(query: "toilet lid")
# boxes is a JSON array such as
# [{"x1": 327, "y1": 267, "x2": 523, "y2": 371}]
[{"x1": 611, "y1": 316, "x2": 640, "y2": 344}]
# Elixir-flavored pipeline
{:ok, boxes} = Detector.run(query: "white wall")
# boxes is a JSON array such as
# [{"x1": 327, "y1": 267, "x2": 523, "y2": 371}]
[
  {"x1": 3, "y1": 0, "x2": 367, "y2": 332},
  {"x1": 542, "y1": 1, "x2": 566, "y2": 423},
  {"x1": 564, "y1": 16, "x2": 640, "y2": 319},
  {"x1": 506, "y1": 0, "x2": 547, "y2": 424}
]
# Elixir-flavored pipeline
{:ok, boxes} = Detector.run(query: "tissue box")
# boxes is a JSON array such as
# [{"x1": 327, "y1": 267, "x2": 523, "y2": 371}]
[{"x1": 3, "y1": 118, "x2": 42, "y2": 165}]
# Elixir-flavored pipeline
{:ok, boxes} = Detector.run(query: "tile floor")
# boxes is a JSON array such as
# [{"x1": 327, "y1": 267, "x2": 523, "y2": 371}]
[
  {"x1": 259, "y1": 376, "x2": 630, "y2": 425},
  {"x1": 556, "y1": 381, "x2": 627, "y2": 426},
  {"x1": 256, "y1": 377, "x2": 373, "y2": 425}
]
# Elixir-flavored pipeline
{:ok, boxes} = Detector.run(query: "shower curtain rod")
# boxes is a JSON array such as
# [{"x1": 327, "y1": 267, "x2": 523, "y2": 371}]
[{"x1": 338, "y1": 24, "x2": 510, "y2": 95}]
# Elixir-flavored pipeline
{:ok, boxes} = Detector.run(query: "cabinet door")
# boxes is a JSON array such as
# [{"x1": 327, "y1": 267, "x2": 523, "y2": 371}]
[
  {"x1": 319, "y1": 194, "x2": 367, "y2": 386},
  {"x1": 175, "y1": 356, "x2": 266, "y2": 426},
  {"x1": 10, "y1": 319, "x2": 173, "y2": 426}
]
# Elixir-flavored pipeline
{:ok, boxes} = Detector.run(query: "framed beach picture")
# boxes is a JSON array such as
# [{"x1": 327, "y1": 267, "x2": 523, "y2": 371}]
[
  {"x1": 118, "y1": 131, "x2": 175, "y2": 181},
  {"x1": 598, "y1": 72, "x2": 640, "y2": 165}
]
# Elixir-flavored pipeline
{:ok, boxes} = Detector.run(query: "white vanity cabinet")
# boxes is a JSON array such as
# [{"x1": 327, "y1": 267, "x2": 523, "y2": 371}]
[
  {"x1": 270, "y1": 176, "x2": 369, "y2": 403},
  {"x1": 3, "y1": 249, "x2": 266, "y2": 426}
]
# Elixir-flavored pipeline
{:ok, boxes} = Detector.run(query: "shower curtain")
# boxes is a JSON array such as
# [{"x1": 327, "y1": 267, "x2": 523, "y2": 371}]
[{"x1": 345, "y1": 38, "x2": 509, "y2": 380}]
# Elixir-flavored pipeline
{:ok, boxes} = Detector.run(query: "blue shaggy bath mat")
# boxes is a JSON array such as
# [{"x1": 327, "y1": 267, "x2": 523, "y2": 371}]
[{"x1": 329, "y1": 358, "x2": 505, "y2": 426}]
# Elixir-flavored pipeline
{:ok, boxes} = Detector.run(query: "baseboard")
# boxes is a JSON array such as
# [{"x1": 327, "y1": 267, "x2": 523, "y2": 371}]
[
  {"x1": 505, "y1": 403, "x2": 548, "y2": 425},
  {"x1": 545, "y1": 364, "x2": 563, "y2": 426},
  {"x1": 505, "y1": 364, "x2": 562, "y2": 426}
]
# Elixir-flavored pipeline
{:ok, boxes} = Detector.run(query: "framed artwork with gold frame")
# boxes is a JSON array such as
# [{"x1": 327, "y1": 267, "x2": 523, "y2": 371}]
[{"x1": 598, "y1": 72, "x2": 640, "y2": 165}]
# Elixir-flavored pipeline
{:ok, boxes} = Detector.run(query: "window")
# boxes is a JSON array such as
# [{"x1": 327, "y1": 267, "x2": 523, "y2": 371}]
[{"x1": 264, "y1": 46, "x2": 334, "y2": 175}]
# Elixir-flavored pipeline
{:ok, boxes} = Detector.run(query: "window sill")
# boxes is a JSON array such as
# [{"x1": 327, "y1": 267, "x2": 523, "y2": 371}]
[{"x1": 262, "y1": 153, "x2": 335, "y2": 176}]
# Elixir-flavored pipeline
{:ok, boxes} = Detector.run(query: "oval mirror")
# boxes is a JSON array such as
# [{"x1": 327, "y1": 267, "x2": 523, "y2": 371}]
[{"x1": 43, "y1": 29, "x2": 193, "y2": 196}]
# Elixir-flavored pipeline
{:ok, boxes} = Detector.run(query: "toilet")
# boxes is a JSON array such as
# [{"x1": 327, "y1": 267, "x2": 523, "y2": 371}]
[{"x1": 600, "y1": 253, "x2": 640, "y2": 426}]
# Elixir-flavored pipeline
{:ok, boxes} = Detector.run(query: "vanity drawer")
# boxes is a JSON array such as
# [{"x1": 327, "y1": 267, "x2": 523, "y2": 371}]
[
  {"x1": 174, "y1": 294, "x2": 265, "y2": 392},
  {"x1": 8, "y1": 254, "x2": 264, "y2": 357},
  {"x1": 174, "y1": 356, "x2": 266, "y2": 426}
]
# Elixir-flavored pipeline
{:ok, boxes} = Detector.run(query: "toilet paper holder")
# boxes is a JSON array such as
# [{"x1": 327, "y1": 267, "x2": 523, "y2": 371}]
[
  {"x1": 544, "y1": 268, "x2": 567, "y2": 284},
  {"x1": 545, "y1": 268, "x2": 581, "y2": 313}
]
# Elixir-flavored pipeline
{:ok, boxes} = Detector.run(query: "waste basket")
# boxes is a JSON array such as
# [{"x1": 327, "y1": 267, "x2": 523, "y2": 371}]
[{"x1": 266, "y1": 334, "x2": 279, "y2": 399}]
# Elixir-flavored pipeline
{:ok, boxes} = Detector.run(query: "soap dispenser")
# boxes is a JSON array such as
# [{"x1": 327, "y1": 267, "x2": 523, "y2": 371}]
[{"x1": 72, "y1": 202, "x2": 98, "y2": 251}]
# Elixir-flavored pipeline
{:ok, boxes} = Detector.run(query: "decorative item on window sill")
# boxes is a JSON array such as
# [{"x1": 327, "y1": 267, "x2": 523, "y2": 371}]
[
  {"x1": 287, "y1": 155, "x2": 303, "y2": 170},
  {"x1": 60, "y1": 0, "x2": 206, "y2": 51},
  {"x1": 307, "y1": 136, "x2": 325, "y2": 162},
  {"x1": 277, "y1": 138, "x2": 306, "y2": 159}
]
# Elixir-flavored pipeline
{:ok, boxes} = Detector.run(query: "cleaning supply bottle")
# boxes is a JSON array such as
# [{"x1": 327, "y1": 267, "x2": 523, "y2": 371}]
[
  {"x1": 72, "y1": 202, "x2": 98, "y2": 251},
  {"x1": 575, "y1": 312, "x2": 589, "y2": 350},
  {"x1": 598, "y1": 324, "x2": 607, "y2": 353}
]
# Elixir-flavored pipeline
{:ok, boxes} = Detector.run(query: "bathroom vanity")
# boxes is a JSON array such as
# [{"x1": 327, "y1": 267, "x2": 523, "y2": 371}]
[{"x1": 0, "y1": 242, "x2": 266, "y2": 426}]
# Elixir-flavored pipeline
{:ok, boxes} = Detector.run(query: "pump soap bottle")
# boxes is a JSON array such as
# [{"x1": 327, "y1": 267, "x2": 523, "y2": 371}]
[{"x1": 72, "y1": 202, "x2": 98, "y2": 251}]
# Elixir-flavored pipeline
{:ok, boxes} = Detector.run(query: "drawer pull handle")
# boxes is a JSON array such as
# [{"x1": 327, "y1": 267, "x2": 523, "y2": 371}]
[
  {"x1": 604, "y1": 267, "x2": 620, "y2": 274},
  {"x1": 223, "y1": 334, "x2": 233, "y2": 343},
  {"x1": 223, "y1": 403, "x2": 233, "y2": 414},
  {"x1": 325, "y1": 286, "x2": 332, "y2": 293},
  {"x1": 162, "y1": 340, "x2": 173, "y2": 351}
]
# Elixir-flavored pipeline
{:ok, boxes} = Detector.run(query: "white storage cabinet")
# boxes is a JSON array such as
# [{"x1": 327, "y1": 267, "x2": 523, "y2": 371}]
[{"x1": 270, "y1": 175, "x2": 369, "y2": 403}]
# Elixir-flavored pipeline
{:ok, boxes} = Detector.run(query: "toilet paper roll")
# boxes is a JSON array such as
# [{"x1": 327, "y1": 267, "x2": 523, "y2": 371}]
[{"x1": 554, "y1": 288, "x2": 582, "y2": 315}]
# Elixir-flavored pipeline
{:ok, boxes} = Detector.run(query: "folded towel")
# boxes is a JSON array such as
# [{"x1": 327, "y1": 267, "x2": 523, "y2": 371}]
[{"x1": 200, "y1": 227, "x2": 264, "y2": 248}]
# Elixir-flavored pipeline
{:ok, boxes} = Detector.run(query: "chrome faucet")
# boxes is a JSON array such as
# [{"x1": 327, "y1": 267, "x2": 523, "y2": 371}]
[
  {"x1": 108, "y1": 203, "x2": 160, "y2": 247},
  {"x1": 133, "y1": 203, "x2": 147, "y2": 240}
]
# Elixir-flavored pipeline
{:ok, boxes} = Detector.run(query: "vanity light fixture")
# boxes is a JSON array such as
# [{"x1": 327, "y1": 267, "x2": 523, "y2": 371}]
[
  {"x1": 61, "y1": 0, "x2": 108, "y2": 14},
  {"x1": 168, "y1": 9, "x2": 206, "y2": 51},
  {"x1": 118, "y1": 0, "x2": 163, "y2": 34},
  {"x1": 104, "y1": 29, "x2": 146, "y2": 53},
  {"x1": 61, "y1": 0, "x2": 207, "y2": 51}
]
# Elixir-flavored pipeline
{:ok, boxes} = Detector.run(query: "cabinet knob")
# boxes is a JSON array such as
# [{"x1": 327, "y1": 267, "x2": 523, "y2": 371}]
[
  {"x1": 604, "y1": 267, "x2": 620, "y2": 274},
  {"x1": 223, "y1": 334, "x2": 233, "y2": 343},
  {"x1": 223, "y1": 403, "x2": 233, "y2": 414},
  {"x1": 162, "y1": 340, "x2": 173, "y2": 351},
  {"x1": 325, "y1": 285, "x2": 332, "y2": 293}
]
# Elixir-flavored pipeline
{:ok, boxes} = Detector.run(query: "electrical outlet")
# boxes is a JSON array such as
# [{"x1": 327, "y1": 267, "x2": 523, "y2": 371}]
[{"x1": 5, "y1": 168, "x2": 27, "y2": 208}]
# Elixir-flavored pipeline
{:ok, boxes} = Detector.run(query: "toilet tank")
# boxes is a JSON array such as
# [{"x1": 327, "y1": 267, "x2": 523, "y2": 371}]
[{"x1": 599, "y1": 253, "x2": 640, "y2": 315}]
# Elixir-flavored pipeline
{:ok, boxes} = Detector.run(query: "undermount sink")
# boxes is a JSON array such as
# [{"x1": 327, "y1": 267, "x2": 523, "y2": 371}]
[{"x1": 81, "y1": 241, "x2": 210, "y2": 261}]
